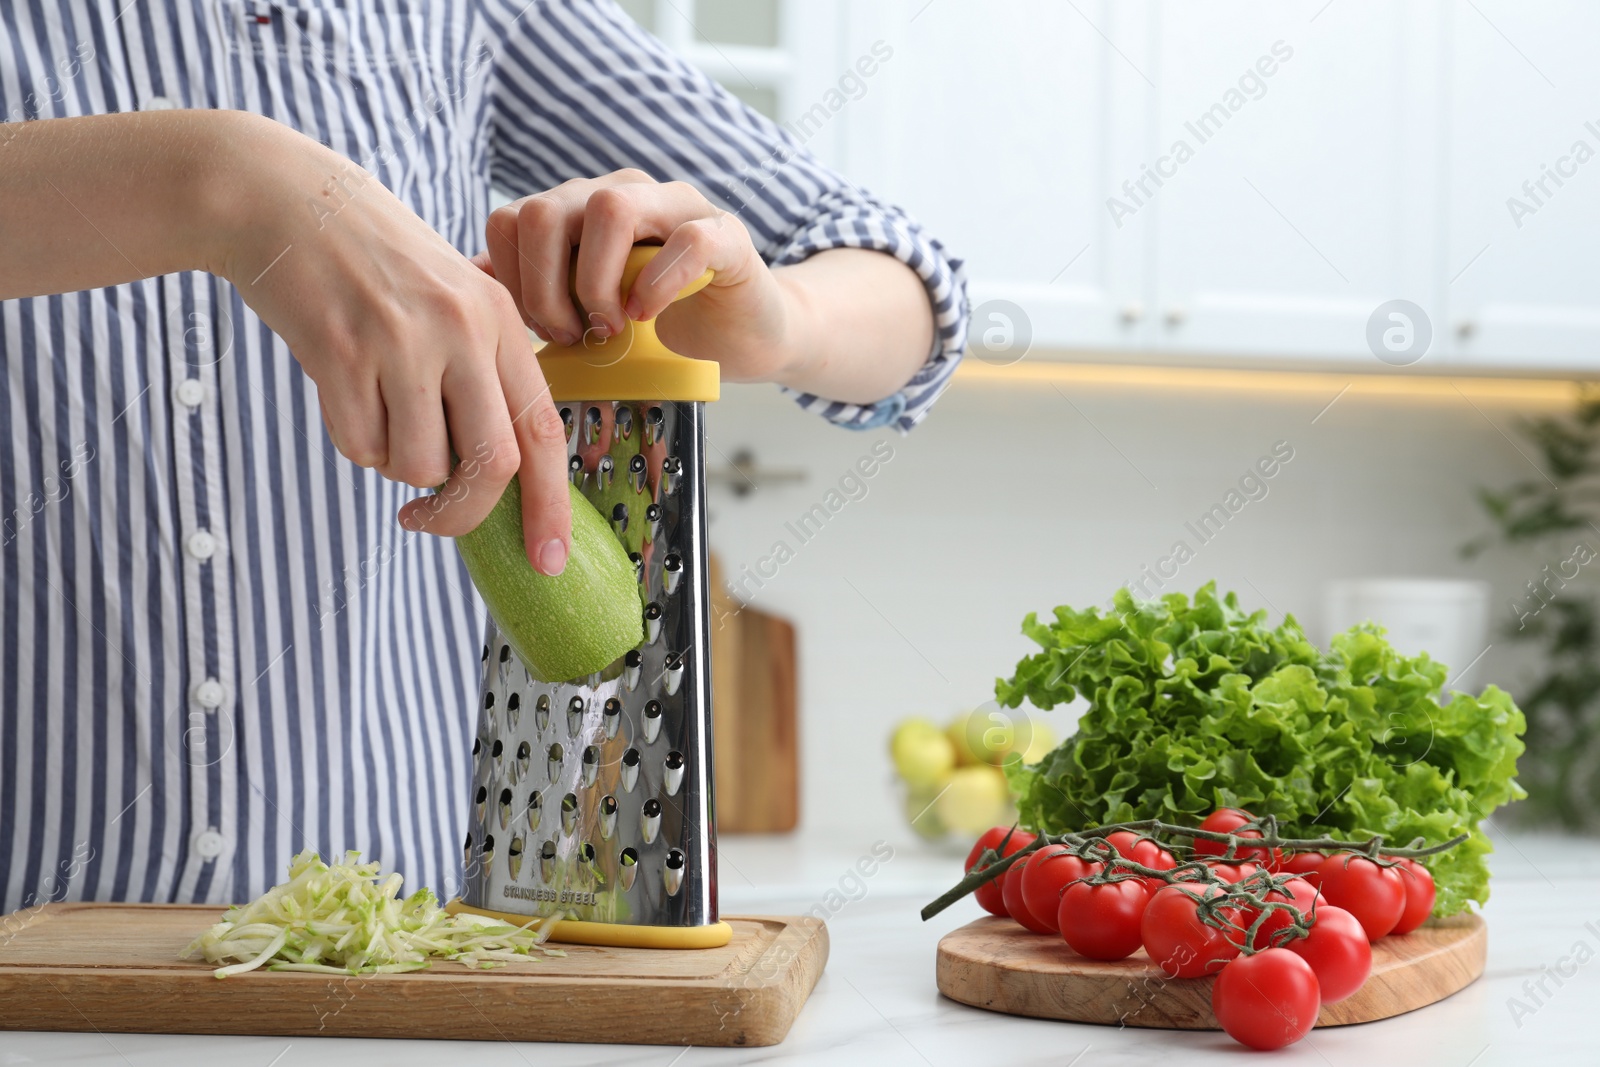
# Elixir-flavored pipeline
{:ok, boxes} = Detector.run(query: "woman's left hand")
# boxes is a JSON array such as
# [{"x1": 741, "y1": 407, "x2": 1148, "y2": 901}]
[{"x1": 476, "y1": 170, "x2": 804, "y2": 385}]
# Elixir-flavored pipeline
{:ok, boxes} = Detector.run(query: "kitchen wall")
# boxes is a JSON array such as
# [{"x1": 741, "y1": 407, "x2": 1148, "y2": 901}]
[{"x1": 704, "y1": 363, "x2": 1571, "y2": 841}]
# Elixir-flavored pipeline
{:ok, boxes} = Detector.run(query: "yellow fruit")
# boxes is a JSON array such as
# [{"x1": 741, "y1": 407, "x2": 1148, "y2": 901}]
[
  {"x1": 935, "y1": 765, "x2": 1010, "y2": 836},
  {"x1": 1018, "y1": 722, "x2": 1056, "y2": 766},
  {"x1": 891, "y1": 719, "x2": 956, "y2": 788},
  {"x1": 903, "y1": 783, "x2": 949, "y2": 841},
  {"x1": 948, "y1": 709, "x2": 1016, "y2": 767}
]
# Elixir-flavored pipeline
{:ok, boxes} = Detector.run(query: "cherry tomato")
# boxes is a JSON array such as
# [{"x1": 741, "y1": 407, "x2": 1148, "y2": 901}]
[
  {"x1": 1285, "y1": 904, "x2": 1371, "y2": 1003},
  {"x1": 1204, "y1": 860, "x2": 1260, "y2": 885},
  {"x1": 1002, "y1": 855, "x2": 1055, "y2": 934},
  {"x1": 1058, "y1": 878, "x2": 1149, "y2": 960},
  {"x1": 1141, "y1": 882, "x2": 1243, "y2": 978},
  {"x1": 1018, "y1": 845, "x2": 1099, "y2": 933},
  {"x1": 965, "y1": 828, "x2": 1036, "y2": 919},
  {"x1": 1193, "y1": 808, "x2": 1283, "y2": 869},
  {"x1": 1212, "y1": 948, "x2": 1322, "y2": 1050},
  {"x1": 1248, "y1": 876, "x2": 1323, "y2": 950},
  {"x1": 1280, "y1": 850, "x2": 1328, "y2": 889},
  {"x1": 1103, "y1": 830, "x2": 1177, "y2": 891},
  {"x1": 1390, "y1": 858, "x2": 1436, "y2": 935},
  {"x1": 1319, "y1": 855, "x2": 1406, "y2": 940}
]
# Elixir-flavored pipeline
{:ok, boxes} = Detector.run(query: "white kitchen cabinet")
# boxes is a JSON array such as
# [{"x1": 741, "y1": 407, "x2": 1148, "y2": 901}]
[
  {"x1": 1439, "y1": 0, "x2": 1600, "y2": 371},
  {"x1": 834, "y1": 0, "x2": 1156, "y2": 353},
  {"x1": 645, "y1": 0, "x2": 1600, "y2": 374},
  {"x1": 1147, "y1": 1, "x2": 1445, "y2": 365}
]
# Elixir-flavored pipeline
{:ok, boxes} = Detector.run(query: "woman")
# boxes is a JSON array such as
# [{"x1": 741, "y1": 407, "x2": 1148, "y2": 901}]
[{"x1": 0, "y1": 0, "x2": 965, "y2": 912}]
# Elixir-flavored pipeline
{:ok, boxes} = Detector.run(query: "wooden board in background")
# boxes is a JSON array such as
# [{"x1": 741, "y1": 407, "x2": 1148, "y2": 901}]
[
  {"x1": 937, "y1": 913, "x2": 1485, "y2": 1029},
  {"x1": 0, "y1": 903, "x2": 827, "y2": 1047},
  {"x1": 709, "y1": 553, "x2": 799, "y2": 833}
]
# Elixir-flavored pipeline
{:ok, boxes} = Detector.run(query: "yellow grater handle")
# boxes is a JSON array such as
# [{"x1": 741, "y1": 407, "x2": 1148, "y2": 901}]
[{"x1": 538, "y1": 244, "x2": 720, "y2": 404}]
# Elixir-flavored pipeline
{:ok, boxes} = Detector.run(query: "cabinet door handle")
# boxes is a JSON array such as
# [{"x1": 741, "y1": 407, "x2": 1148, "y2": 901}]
[
  {"x1": 1164, "y1": 307, "x2": 1187, "y2": 328},
  {"x1": 1456, "y1": 319, "x2": 1478, "y2": 341},
  {"x1": 1119, "y1": 302, "x2": 1143, "y2": 326}
]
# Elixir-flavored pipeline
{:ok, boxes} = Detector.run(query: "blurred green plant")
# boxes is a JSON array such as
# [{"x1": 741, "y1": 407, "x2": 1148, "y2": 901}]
[{"x1": 1465, "y1": 386, "x2": 1600, "y2": 828}]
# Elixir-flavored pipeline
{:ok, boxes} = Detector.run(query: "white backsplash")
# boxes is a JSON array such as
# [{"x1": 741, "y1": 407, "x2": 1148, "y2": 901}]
[{"x1": 703, "y1": 369, "x2": 1567, "y2": 840}]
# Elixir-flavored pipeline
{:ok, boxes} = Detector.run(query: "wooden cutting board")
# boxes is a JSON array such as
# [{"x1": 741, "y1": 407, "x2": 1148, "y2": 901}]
[
  {"x1": 937, "y1": 913, "x2": 1484, "y2": 1028},
  {"x1": 709, "y1": 553, "x2": 799, "y2": 833},
  {"x1": 0, "y1": 903, "x2": 827, "y2": 1047}
]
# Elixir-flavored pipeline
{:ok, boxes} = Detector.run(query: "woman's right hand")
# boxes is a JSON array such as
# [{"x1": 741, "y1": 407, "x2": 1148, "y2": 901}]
[{"x1": 202, "y1": 113, "x2": 572, "y2": 574}]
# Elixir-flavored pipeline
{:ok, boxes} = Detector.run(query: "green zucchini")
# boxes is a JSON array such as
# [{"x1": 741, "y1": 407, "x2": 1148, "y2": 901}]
[{"x1": 456, "y1": 479, "x2": 642, "y2": 682}]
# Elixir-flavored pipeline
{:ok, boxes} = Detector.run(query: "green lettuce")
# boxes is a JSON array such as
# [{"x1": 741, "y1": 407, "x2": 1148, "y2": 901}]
[{"x1": 1000, "y1": 583, "x2": 1526, "y2": 916}]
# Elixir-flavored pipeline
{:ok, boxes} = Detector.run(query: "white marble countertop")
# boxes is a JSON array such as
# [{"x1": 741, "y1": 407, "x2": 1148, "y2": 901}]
[{"x1": 4, "y1": 824, "x2": 1595, "y2": 1067}]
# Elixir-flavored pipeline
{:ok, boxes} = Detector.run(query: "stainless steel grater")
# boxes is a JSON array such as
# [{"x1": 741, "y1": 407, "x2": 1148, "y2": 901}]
[{"x1": 453, "y1": 246, "x2": 728, "y2": 948}]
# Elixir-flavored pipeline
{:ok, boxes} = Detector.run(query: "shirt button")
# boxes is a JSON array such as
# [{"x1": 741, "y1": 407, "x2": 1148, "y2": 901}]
[
  {"x1": 147, "y1": 95, "x2": 176, "y2": 110},
  {"x1": 175, "y1": 379, "x2": 205, "y2": 408},
  {"x1": 194, "y1": 829, "x2": 227, "y2": 860},
  {"x1": 187, "y1": 530, "x2": 219, "y2": 561},
  {"x1": 194, "y1": 678, "x2": 226, "y2": 709}
]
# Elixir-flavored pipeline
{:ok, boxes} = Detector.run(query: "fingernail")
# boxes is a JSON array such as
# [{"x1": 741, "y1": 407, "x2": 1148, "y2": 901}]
[
  {"x1": 554, "y1": 329, "x2": 578, "y2": 347},
  {"x1": 624, "y1": 297, "x2": 643, "y2": 320},
  {"x1": 538, "y1": 538, "x2": 568, "y2": 576},
  {"x1": 399, "y1": 512, "x2": 422, "y2": 532}
]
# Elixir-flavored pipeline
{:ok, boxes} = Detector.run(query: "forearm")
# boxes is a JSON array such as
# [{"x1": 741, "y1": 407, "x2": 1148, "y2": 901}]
[
  {"x1": 0, "y1": 110, "x2": 270, "y2": 298},
  {"x1": 770, "y1": 248, "x2": 936, "y2": 406}
]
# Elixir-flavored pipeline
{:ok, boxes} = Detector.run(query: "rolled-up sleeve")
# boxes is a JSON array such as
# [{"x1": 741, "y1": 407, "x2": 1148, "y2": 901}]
[{"x1": 480, "y1": 0, "x2": 968, "y2": 431}]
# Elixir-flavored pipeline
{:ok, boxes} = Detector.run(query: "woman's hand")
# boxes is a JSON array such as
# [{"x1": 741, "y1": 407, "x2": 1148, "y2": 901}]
[
  {"x1": 479, "y1": 169, "x2": 935, "y2": 407},
  {"x1": 478, "y1": 170, "x2": 801, "y2": 386},
  {"x1": 205, "y1": 114, "x2": 572, "y2": 574}
]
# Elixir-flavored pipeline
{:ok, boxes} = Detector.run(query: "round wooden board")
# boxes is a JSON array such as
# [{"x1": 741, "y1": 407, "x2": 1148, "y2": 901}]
[{"x1": 937, "y1": 913, "x2": 1485, "y2": 1029}]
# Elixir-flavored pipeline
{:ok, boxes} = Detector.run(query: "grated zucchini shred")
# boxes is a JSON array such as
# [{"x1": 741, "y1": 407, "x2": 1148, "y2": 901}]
[{"x1": 184, "y1": 849, "x2": 563, "y2": 978}]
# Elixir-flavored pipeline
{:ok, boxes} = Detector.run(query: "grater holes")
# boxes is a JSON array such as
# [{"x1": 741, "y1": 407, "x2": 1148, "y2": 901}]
[
  {"x1": 499, "y1": 644, "x2": 511, "y2": 664},
  {"x1": 583, "y1": 405, "x2": 603, "y2": 444},
  {"x1": 643, "y1": 700, "x2": 663, "y2": 744},
  {"x1": 643, "y1": 602, "x2": 662, "y2": 644},
  {"x1": 628, "y1": 453, "x2": 647, "y2": 493},
  {"x1": 644, "y1": 502, "x2": 662, "y2": 542},
  {"x1": 515, "y1": 740, "x2": 531, "y2": 783},
  {"x1": 474, "y1": 785, "x2": 488, "y2": 825},
  {"x1": 480, "y1": 644, "x2": 489, "y2": 663},
  {"x1": 622, "y1": 650, "x2": 641, "y2": 692},
  {"x1": 629, "y1": 551, "x2": 644, "y2": 585},
  {"x1": 621, "y1": 748, "x2": 641, "y2": 793},
  {"x1": 611, "y1": 501, "x2": 629, "y2": 535},
  {"x1": 619, "y1": 846, "x2": 639, "y2": 890},
  {"x1": 581, "y1": 745, "x2": 600, "y2": 788},
  {"x1": 508, "y1": 835, "x2": 525, "y2": 880},
  {"x1": 599, "y1": 794, "x2": 618, "y2": 840},
  {"x1": 662, "y1": 652, "x2": 686, "y2": 696},
  {"x1": 498, "y1": 787, "x2": 514, "y2": 830},
  {"x1": 534, "y1": 693, "x2": 551, "y2": 732},
  {"x1": 596, "y1": 454, "x2": 614, "y2": 489},
  {"x1": 560, "y1": 792, "x2": 579, "y2": 836},
  {"x1": 643, "y1": 405, "x2": 664, "y2": 446},
  {"x1": 660, "y1": 455, "x2": 682, "y2": 496},
  {"x1": 662, "y1": 553, "x2": 683, "y2": 596},
  {"x1": 664, "y1": 750, "x2": 685, "y2": 796},
  {"x1": 664, "y1": 848, "x2": 685, "y2": 896},
  {"x1": 527, "y1": 791, "x2": 543, "y2": 832},
  {"x1": 615, "y1": 404, "x2": 633, "y2": 441},
  {"x1": 547, "y1": 743, "x2": 564, "y2": 782},
  {"x1": 483, "y1": 691, "x2": 495, "y2": 710},
  {"x1": 602, "y1": 698, "x2": 623, "y2": 740},
  {"x1": 641, "y1": 797, "x2": 662, "y2": 844},
  {"x1": 568, "y1": 453, "x2": 584, "y2": 486},
  {"x1": 559, "y1": 406, "x2": 573, "y2": 440},
  {"x1": 540, "y1": 839, "x2": 557, "y2": 881},
  {"x1": 481, "y1": 834, "x2": 496, "y2": 865},
  {"x1": 566, "y1": 696, "x2": 585, "y2": 736}
]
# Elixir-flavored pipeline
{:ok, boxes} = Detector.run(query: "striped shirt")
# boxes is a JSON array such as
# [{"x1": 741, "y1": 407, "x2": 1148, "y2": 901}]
[{"x1": 0, "y1": 0, "x2": 966, "y2": 913}]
